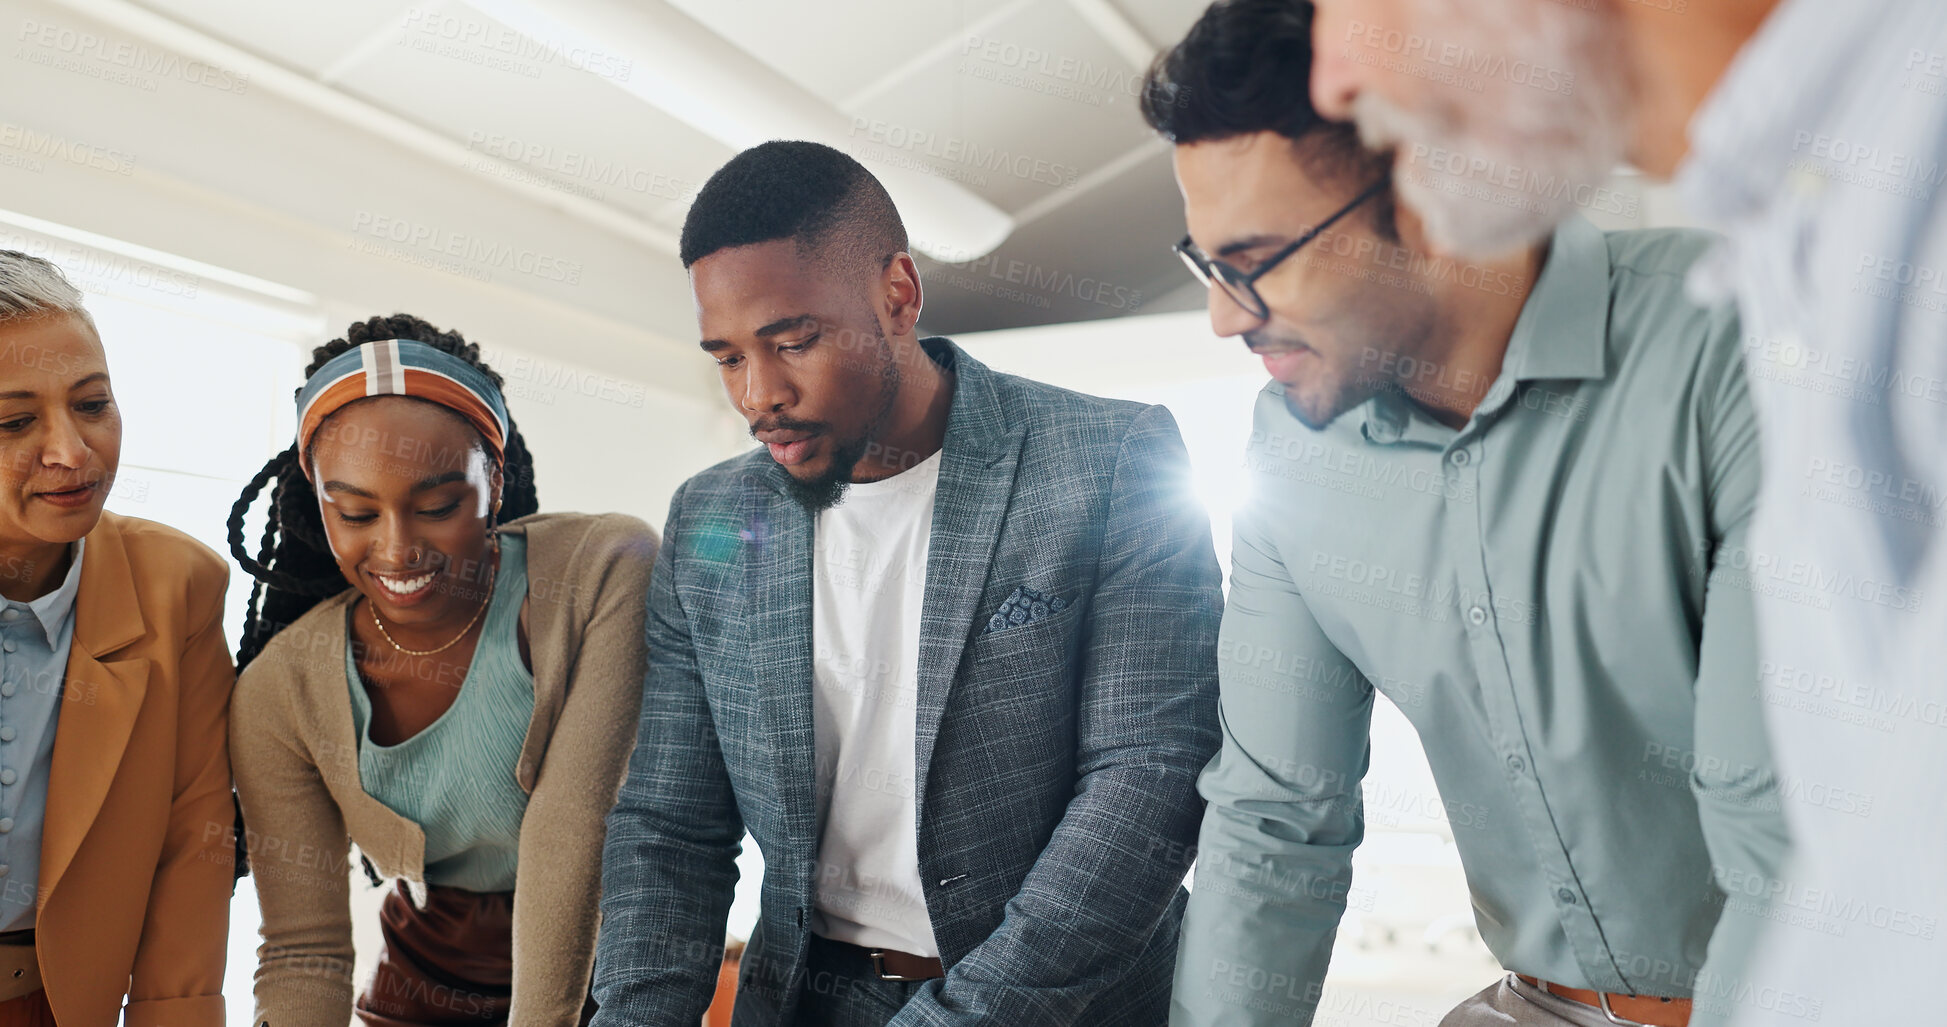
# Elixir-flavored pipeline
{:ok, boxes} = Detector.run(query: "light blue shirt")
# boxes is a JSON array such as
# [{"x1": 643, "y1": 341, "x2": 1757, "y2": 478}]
[
  {"x1": 0, "y1": 538, "x2": 84, "y2": 933},
  {"x1": 1172, "y1": 219, "x2": 1789, "y2": 1025},
  {"x1": 1678, "y1": 2, "x2": 1947, "y2": 1023}
]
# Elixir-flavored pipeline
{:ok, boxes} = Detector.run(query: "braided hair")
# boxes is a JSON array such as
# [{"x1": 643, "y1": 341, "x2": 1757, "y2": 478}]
[
  {"x1": 230, "y1": 313, "x2": 539, "y2": 670},
  {"x1": 225, "y1": 313, "x2": 540, "y2": 883}
]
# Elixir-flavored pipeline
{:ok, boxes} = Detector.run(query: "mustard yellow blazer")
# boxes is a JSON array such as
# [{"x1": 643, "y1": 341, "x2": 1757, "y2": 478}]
[{"x1": 39, "y1": 512, "x2": 234, "y2": 1027}]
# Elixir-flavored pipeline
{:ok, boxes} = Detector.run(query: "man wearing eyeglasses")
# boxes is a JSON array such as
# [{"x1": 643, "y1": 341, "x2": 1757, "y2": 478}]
[{"x1": 1141, "y1": 3, "x2": 1788, "y2": 1026}]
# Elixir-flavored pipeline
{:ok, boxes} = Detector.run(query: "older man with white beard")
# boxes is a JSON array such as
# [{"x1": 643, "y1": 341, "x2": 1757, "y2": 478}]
[
  {"x1": 1143, "y1": 4, "x2": 1789, "y2": 1026},
  {"x1": 1308, "y1": 2, "x2": 1947, "y2": 1026}
]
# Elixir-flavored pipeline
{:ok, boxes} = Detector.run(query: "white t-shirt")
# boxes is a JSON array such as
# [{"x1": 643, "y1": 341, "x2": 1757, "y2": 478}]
[{"x1": 808, "y1": 448, "x2": 944, "y2": 956}]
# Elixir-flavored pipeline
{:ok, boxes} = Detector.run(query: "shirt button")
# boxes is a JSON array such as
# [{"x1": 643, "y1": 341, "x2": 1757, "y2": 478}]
[
  {"x1": 0, "y1": 769, "x2": 15, "y2": 786},
  {"x1": 1507, "y1": 754, "x2": 1526, "y2": 774},
  {"x1": 1, "y1": 642, "x2": 14, "y2": 654},
  {"x1": 0, "y1": 683, "x2": 14, "y2": 699},
  {"x1": 0, "y1": 727, "x2": 12, "y2": 742},
  {"x1": 0, "y1": 865, "x2": 11, "y2": 877},
  {"x1": 1449, "y1": 449, "x2": 1471, "y2": 467},
  {"x1": 0, "y1": 610, "x2": 16, "y2": 621},
  {"x1": 1557, "y1": 887, "x2": 1579, "y2": 906},
  {"x1": 1468, "y1": 606, "x2": 1488, "y2": 626},
  {"x1": 0, "y1": 819, "x2": 13, "y2": 833}
]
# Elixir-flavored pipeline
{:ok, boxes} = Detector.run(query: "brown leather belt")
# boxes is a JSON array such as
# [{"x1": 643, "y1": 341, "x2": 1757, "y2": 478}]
[
  {"x1": 865, "y1": 948, "x2": 944, "y2": 982},
  {"x1": 1516, "y1": 974, "x2": 1690, "y2": 1026},
  {"x1": 808, "y1": 935, "x2": 945, "y2": 982}
]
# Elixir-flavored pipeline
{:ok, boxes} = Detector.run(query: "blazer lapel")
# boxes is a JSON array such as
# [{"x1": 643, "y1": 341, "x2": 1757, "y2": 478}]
[
  {"x1": 745, "y1": 469, "x2": 819, "y2": 860},
  {"x1": 42, "y1": 514, "x2": 152, "y2": 900},
  {"x1": 912, "y1": 342, "x2": 1025, "y2": 810}
]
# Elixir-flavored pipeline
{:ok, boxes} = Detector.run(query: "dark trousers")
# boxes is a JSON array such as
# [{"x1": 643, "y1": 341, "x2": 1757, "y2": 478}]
[{"x1": 794, "y1": 934, "x2": 930, "y2": 1027}]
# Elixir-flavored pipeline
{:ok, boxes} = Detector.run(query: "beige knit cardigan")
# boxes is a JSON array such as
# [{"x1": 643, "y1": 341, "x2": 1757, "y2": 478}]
[{"x1": 231, "y1": 512, "x2": 658, "y2": 1027}]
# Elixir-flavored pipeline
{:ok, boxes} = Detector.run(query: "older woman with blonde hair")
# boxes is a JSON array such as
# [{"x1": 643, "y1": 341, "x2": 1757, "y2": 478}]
[{"x1": 0, "y1": 250, "x2": 235, "y2": 1027}]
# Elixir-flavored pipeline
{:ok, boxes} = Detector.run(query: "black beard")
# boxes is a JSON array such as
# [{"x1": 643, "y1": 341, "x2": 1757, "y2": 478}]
[
  {"x1": 783, "y1": 433, "x2": 870, "y2": 513},
  {"x1": 784, "y1": 327, "x2": 904, "y2": 512}
]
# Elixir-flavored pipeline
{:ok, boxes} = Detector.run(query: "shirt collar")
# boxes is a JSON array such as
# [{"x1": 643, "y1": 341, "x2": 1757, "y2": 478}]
[
  {"x1": 3, "y1": 538, "x2": 86, "y2": 648},
  {"x1": 1361, "y1": 215, "x2": 1610, "y2": 442}
]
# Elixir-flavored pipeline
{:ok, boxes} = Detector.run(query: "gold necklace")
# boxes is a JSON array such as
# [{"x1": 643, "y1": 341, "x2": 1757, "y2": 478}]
[{"x1": 368, "y1": 562, "x2": 497, "y2": 657}]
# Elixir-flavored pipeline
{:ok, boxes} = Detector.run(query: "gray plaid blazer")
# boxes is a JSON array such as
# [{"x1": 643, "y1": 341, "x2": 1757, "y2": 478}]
[{"x1": 593, "y1": 339, "x2": 1222, "y2": 1026}]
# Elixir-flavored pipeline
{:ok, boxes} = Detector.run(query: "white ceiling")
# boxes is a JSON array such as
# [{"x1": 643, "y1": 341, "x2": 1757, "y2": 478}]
[{"x1": 70, "y1": 0, "x2": 1215, "y2": 336}]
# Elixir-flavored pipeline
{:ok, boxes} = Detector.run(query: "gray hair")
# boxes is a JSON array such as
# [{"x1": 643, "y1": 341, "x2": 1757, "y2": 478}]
[{"x1": 0, "y1": 249, "x2": 94, "y2": 328}]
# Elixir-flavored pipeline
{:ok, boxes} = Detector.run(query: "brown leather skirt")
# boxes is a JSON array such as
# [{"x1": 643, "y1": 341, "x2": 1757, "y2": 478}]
[
  {"x1": 0, "y1": 991, "x2": 53, "y2": 1027},
  {"x1": 355, "y1": 881, "x2": 595, "y2": 1027}
]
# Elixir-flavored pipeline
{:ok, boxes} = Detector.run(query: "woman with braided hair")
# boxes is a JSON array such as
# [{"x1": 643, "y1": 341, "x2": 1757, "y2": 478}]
[{"x1": 228, "y1": 314, "x2": 657, "y2": 1027}]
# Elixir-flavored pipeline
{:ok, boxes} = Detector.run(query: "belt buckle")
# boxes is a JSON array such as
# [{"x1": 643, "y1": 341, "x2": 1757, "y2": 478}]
[
  {"x1": 1514, "y1": 974, "x2": 1654, "y2": 1027},
  {"x1": 1597, "y1": 991, "x2": 1648, "y2": 1027},
  {"x1": 867, "y1": 950, "x2": 919, "y2": 982}
]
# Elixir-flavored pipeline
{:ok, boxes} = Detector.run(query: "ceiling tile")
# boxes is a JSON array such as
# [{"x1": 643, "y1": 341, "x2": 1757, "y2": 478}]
[
  {"x1": 845, "y1": 0, "x2": 1156, "y2": 222},
  {"x1": 661, "y1": 0, "x2": 978, "y2": 103},
  {"x1": 330, "y1": 10, "x2": 735, "y2": 226}
]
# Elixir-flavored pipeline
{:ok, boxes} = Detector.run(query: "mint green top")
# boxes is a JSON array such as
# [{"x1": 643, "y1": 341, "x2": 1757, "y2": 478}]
[
  {"x1": 1173, "y1": 217, "x2": 1790, "y2": 1024},
  {"x1": 348, "y1": 533, "x2": 533, "y2": 892}
]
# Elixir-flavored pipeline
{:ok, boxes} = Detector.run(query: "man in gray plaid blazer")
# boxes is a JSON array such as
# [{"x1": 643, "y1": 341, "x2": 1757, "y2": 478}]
[{"x1": 592, "y1": 143, "x2": 1222, "y2": 1026}]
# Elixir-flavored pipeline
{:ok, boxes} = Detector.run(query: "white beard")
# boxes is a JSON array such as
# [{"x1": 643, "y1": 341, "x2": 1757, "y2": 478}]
[{"x1": 1349, "y1": 0, "x2": 1634, "y2": 257}]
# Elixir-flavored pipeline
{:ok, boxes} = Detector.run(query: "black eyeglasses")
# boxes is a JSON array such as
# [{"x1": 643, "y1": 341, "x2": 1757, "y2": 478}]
[{"x1": 1174, "y1": 179, "x2": 1389, "y2": 322}]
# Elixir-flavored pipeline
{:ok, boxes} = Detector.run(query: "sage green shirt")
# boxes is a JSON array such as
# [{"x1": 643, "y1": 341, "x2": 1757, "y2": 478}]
[{"x1": 1172, "y1": 217, "x2": 1790, "y2": 1026}]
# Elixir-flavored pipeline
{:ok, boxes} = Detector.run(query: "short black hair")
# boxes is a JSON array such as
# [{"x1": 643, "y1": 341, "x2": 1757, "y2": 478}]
[
  {"x1": 1141, "y1": 0, "x2": 1395, "y2": 239},
  {"x1": 680, "y1": 140, "x2": 908, "y2": 272}
]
